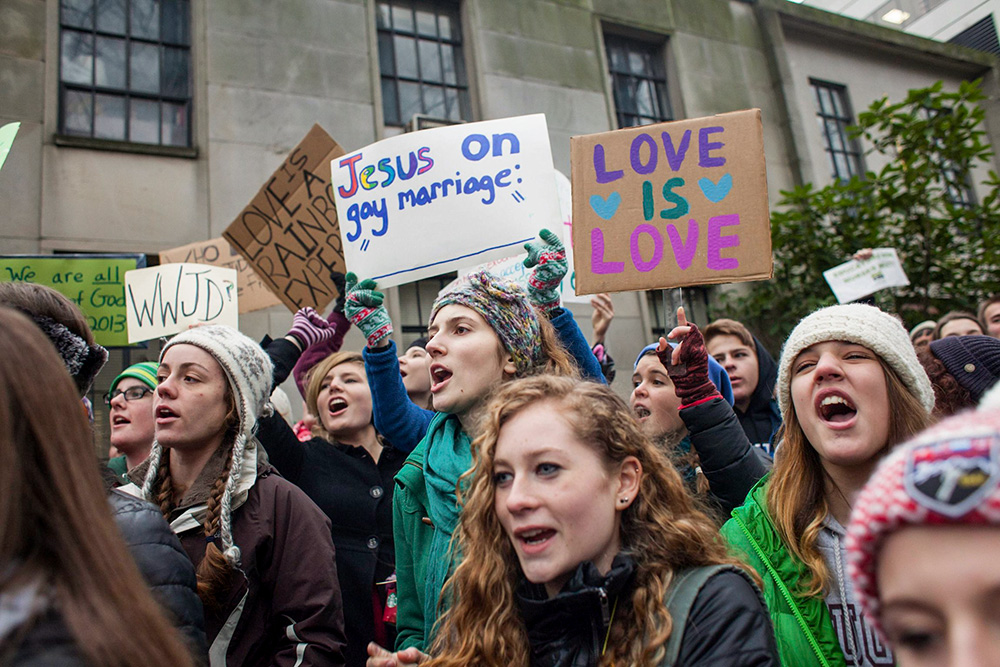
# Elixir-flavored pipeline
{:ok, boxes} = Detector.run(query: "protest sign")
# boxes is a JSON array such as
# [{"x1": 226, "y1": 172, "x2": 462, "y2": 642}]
[
  {"x1": 224, "y1": 124, "x2": 347, "y2": 313},
  {"x1": 823, "y1": 248, "x2": 910, "y2": 304},
  {"x1": 0, "y1": 254, "x2": 144, "y2": 347},
  {"x1": 570, "y1": 109, "x2": 772, "y2": 295},
  {"x1": 0, "y1": 122, "x2": 19, "y2": 172},
  {"x1": 160, "y1": 238, "x2": 282, "y2": 313},
  {"x1": 125, "y1": 263, "x2": 238, "y2": 343},
  {"x1": 331, "y1": 114, "x2": 560, "y2": 288},
  {"x1": 554, "y1": 170, "x2": 590, "y2": 304}
]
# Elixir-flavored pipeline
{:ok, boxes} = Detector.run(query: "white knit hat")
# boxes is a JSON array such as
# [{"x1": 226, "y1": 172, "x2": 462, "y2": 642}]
[
  {"x1": 776, "y1": 303, "x2": 934, "y2": 418},
  {"x1": 142, "y1": 325, "x2": 274, "y2": 566}
]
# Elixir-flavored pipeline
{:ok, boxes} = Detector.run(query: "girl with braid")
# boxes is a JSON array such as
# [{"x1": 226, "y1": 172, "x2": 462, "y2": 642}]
[{"x1": 120, "y1": 325, "x2": 347, "y2": 667}]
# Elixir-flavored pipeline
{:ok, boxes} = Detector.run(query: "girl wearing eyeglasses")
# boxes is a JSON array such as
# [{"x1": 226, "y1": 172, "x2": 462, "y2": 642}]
[{"x1": 106, "y1": 361, "x2": 158, "y2": 476}]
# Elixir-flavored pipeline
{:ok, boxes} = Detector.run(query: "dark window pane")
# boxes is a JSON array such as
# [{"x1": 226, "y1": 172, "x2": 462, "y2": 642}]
[
  {"x1": 444, "y1": 87, "x2": 458, "y2": 120},
  {"x1": 607, "y1": 45, "x2": 626, "y2": 72},
  {"x1": 130, "y1": 42, "x2": 160, "y2": 93},
  {"x1": 438, "y1": 12, "x2": 453, "y2": 40},
  {"x1": 831, "y1": 88, "x2": 846, "y2": 117},
  {"x1": 441, "y1": 44, "x2": 456, "y2": 84},
  {"x1": 96, "y1": 0, "x2": 126, "y2": 34},
  {"x1": 62, "y1": 31, "x2": 94, "y2": 85},
  {"x1": 130, "y1": 98, "x2": 160, "y2": 143},
  {"x1": 130, "y1": 0, "x2": 159, "y2": 39},
  {"x1": 635, "y1": 80, "x2": 654, "y2": 117},
  {"x1": 381, "y1": 79, "x2": 400, "y2": 125},
  {"x1": 834, "y1": 152, "x2": 850, "y2": 179},
  {"x1": 392, "y1": 3, "x2": 414, "y2": 33},
  {"x1": 64, "y1": 89, "x2": 93, "y2": 135},
  {"x1": 826, "y1": 119, "x2": 845, "y2": 151},
  {"x1": 423, "y1": 85, "x2": 445, "y2": 117},
  {"x1": 628, "y1": 51, "x2": 645, "y2": 75},
  {"x1": 418, "y1": 39, "x2": 441, "y2": 82},
  {"x1": 62, "y1": 0, "x2": 94, "y2": 29},
  {"x1": 94, "y1": 93, "x2": 126, "y2": 139},
  {"x1": 162, "y1": 46, "x2": 189, "y2": 97},
  {"x1": 398, "y1": 81, "x2": 421, "y2": 123},
  {"x1": 604, "y1": 35, "x2": 671, "y2": 127},
  {"x1": 395, "y1": 35, "x2": 418, "y2": 78},
  {"x1": 161, "y1": 0, "x2": 189, "y2": 44},
  {"x1": 162, "y1": 101, "x2": 188, "y2": 146},
  {"x1": 95, "y1": 36, "x2": 126, "y2": 88},
  {"x1": 378, "y1": 32, "x2": 395, "y2": 76},
  {"x1": 416, "y1": 9, "x2": 437, "y2": 37}
]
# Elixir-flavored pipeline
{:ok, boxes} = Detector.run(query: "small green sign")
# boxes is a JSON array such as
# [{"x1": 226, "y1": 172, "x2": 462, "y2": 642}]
[{"x1": 0, "y1": 254, "x2": 145, "y2": 347}]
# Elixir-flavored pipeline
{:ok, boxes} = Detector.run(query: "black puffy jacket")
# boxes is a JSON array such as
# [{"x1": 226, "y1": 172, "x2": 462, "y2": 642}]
[{"x1": 109, "y1": 490, "x2": 208, "y2": 663}]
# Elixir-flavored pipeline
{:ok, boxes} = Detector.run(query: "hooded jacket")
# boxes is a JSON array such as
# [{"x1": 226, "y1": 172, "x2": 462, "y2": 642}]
[
  {"x1": 736, "y1": 338, "x2": 782, "y2": 455},
  {"x1": 122, "y1": 440, "x2": 346, "y2": 667}
]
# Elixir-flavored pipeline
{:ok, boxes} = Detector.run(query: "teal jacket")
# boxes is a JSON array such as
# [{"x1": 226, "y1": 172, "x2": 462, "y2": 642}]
[
  {"x1": 392, "y1": 439, "x2": 433, "y2": 651},
  {"x1": 720, "y1": 476, "x2": 847, "y2": 667}
]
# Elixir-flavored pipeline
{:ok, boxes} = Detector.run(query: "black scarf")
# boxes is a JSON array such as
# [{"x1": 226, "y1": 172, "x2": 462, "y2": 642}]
[{"x1": 516, "y1": 554, "x2": 636, "y2": 667}]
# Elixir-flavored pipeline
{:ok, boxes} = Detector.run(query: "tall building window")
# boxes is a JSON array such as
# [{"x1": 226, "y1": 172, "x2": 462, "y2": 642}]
[
  {"x1": 376, "y1": 1, "x2": 470, "y2": 127},
  {"x1": 59, "y1": 0, "x2": 192, "y2": 147},
  {"x1": 604, "y1": 33, "x2": 672, "y2": 129},
  {"x1": 396, "y1": 272, "x2": 456, "y2": 346},
  {"x1": 810, "y1": 79, "x2": 864, "y2": 181}
]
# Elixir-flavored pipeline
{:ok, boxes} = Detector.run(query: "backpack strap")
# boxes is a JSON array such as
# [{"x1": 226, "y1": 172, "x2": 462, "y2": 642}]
[{"x1": 661, "y1": 564, "x2": 744, "y2": 666}]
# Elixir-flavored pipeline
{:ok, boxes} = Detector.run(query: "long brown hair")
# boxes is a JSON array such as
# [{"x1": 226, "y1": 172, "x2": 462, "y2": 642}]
[
  {"x1": 425, "y1": 375, "x2": 751, "y2": 667},
  {"x1": 766, "y1": 355, "x2": 930, "y2": 597},
  {"x1": 0, "y1": 307, "x2": 193, "y2": 667},
  {"x1": 151, "y1": 364, "x2": 240, "y2": 609}
]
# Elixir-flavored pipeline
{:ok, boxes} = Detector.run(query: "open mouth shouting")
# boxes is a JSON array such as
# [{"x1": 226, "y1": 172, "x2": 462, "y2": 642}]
[
  {"x1": 155, "y1": 405, "x2": 179, "y2": 425},
  {"x1": 327, "y1": 397, "x2": 348, "y2": 417},
  {"x1": 633, "y1": 404, "x2": 651, "y2": 421},
  {"x1": 815, "y1": 390, "x2": 858, "y2": 428},
  {"x1": 429, "y1": 364, "x2": 452, "y2": 393},
  {"x1": 112, "y1": 414, "x2": 131, "y2": 427},
  {"x1": 514, "y1": 526, "x2": 556, "y2": 554}
]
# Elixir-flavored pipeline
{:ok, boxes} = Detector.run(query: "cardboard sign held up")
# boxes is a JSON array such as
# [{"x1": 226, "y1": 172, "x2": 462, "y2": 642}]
[
  {"x1": 160, "y1": 238, "x2": 282, "y2": 313},
  {"x1": 0, "y1": 254, "x2": 144, "y2": 347},
  {"x1": 224, "y1": 124, "x2": 347, "y2": 313},
  {"x1": 331, "y1": 114, "x2": 560, "y2": 288},
  {"x1": 823, "y1": 248, "x2": 910, "y2": 304},
  {"x1": 125, "y1": 263, "x2": 239, "y2": 343},
  {"x1": 570, "y1": 109, "x2": 772, "y2": 295}
]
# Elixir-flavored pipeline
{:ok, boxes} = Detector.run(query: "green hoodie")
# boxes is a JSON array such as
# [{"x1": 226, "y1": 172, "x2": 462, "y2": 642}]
[{"x1": 720, "y1": 476, "x2": 847, "y2": 667}]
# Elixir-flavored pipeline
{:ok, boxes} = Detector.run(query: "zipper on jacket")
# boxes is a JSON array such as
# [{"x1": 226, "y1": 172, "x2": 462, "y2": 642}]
[
  {"x1": 598, "y1": 587, "x2": 610, "y2": 627},
  {"x1": 732, "y1": 512, "x2": 833, "y2": 667}
]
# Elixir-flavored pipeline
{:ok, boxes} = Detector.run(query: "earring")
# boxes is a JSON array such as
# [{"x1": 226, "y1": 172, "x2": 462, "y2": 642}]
[{"x1": 620, "y1": 497, "x2": 629, "y2": 504}]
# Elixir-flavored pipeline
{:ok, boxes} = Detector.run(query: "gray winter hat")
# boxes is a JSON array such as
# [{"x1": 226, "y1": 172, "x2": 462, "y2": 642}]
[{"x1": 776, "y1": 303, "x2": 934, "y2": 418}]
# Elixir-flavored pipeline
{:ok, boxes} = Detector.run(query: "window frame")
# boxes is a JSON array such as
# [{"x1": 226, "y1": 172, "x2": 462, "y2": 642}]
[
  {"x1": 809, "y1": 78, "x2": 865, "y2": 182},
  {"x1": 603, "y1": 31, "x2": 673, "y2": 130},
  {"x1": 57, "y1": 0, "x2": 194, "y2": 150},
  {"x1": 376, "y1": 0, "x2": 471, "y2": 128}
]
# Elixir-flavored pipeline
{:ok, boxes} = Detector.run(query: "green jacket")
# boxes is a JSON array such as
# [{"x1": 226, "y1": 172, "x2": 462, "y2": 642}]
[
  {"x1": 392, "y1": 439, "x2": 433, "y2": 652},
  {"x1": 720, "y1": 476, "x2": 847, "y2": 667}
]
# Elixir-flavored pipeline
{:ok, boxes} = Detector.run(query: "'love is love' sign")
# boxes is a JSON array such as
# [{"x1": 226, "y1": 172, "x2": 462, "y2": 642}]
[{"x1": 570, "y1": 109, "x2": 772, "y2": 295}]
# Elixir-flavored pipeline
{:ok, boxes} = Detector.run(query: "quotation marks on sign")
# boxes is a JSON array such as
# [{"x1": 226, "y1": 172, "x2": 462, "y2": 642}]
[
  {"x1": 512, "y1": 191, "x2": 525, "y2": 203},
  {"x1": 361, "y1": 239, "x2": 371, "y2": 252},
  {"x1": 698, "y1": 173, "x2": 733, "y2": 203}
]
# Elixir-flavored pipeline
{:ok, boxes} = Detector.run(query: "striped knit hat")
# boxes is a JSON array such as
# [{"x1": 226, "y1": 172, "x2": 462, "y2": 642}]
[
  {"x1": 141, "y1": 325, "x2": 273, "y2": 567},
  {"x1": 846, "y1": 407, "x2": 1000, "y2": 637},
  {"x1": 110, "y1": 361, "x2": 158, "y2": 393},
  {"x1": 430, "y1": 271, "x2": 543, "y2": 375}
]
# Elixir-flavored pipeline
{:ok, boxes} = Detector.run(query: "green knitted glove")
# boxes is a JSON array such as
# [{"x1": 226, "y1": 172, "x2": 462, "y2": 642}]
[
  {"x1": 344, "y1": 272, "x2": 393, "y2": 348},
  {"x1": 523, "y1": 228, "x2": 567, "y2": 315}
]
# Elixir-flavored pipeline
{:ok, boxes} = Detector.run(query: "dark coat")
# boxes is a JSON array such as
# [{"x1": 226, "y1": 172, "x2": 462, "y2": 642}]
[
  {"x1": 258, "y1": 414, "x2": 404, "y2": 667},
  {"x1": 4, "y1": 608, "x2": 86, "y2": 667},
  {"x1": 736, "y1": 338, "x2": 782, "y2": 455},
  {"x1": 518, "y1": 555, "x2": 778, "y2": 667},
  {"x1": 109, "y1": 490, "x2": 208, "y2": 662}
]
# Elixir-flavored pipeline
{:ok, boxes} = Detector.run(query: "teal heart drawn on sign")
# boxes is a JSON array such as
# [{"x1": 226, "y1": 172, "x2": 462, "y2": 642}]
[
  {"x1": 698, "y1": 173, "x2": 733, "y2": 203},
  {"x1": 590, "y1": 192, "x2": 621, "y2": 220}
]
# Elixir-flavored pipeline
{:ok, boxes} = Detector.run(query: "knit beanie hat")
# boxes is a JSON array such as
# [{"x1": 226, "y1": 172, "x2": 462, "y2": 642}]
[
  {"x1": 430, "y1": 271, "x2": 543, "y2": 375},
  {"x1": 909, "y1": 320, "x2": 936, "y2": 342},
  {"x1": 141, "y1": 325, "x2": 274, "y2": 567},
  {"x1": 776, "y1": 303, "x2": 934, "y2": 418},
  {"x1": 929, "y1": 335, "x2": 1000, "y2": 402},
  {"x1": 32, "y1": 315, "x2": 108, "y2": 397},
  {"x1": 633, "y1": 343, "x2": 735, "y2": 406},
  {"x1": 110, "y1": 361, "x2": 158, "y2": 393},
  {"x1": 846, "y1": 407, "x2": 1000, "y2": 637}
]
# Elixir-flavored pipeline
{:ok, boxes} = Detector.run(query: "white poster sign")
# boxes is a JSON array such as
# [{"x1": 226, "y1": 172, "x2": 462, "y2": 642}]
[
  {"x1": 823, "y1": 248, "x2": 910, "y2": 304},
  {"x1": 125, "y1": 263, "x2": 239, "y2": 343},
  {"x1": 331, "y1": 114, "x2": 560, "y2": 288}
]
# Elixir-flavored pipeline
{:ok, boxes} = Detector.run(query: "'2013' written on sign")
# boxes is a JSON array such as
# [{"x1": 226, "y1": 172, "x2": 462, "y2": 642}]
[
  {"x1": 335, "y1": 131, "x2": 525, "y2": 249},
  {"x1": 589, "y1": 126, "x2": 742, "y2": 274}
]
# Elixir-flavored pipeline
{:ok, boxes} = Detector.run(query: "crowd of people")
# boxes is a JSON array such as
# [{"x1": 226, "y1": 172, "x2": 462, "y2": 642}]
[{"x1": 2, "y1": 234, "x2": 1000, "y2": 667}]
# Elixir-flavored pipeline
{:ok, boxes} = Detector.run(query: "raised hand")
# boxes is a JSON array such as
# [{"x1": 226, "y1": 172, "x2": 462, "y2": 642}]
[
  {"x1": 344, "y1": 272, "x2": 393, "y2": 349},
  {"x1": 523, "y1": 228, "x2": 567, "y2": 315},
  {"x1": 657, "y1": 307, "x2": 719, "y2": 406},
  {"x1": 286, "y1": 307, "x2": 337, "y2": 350}
]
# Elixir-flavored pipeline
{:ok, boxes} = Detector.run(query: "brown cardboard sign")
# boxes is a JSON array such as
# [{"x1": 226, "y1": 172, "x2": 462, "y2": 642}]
[
  {"x1": 223, "y1": 124, "x2": 347, "y2": 312},
  {"x1": 159, "y1": 238, "x2": 282, "y2": 313},
  {"x1": 570, "y1": 109, "x2": 772, "y2": 295}
]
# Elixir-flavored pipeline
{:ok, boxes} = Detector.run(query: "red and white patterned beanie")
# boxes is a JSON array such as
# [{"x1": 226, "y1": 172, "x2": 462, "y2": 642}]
[{"x1": 846, "y1": 407, "x2": 1000, "y2": 637}]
